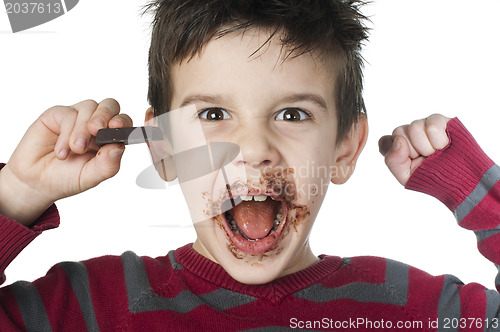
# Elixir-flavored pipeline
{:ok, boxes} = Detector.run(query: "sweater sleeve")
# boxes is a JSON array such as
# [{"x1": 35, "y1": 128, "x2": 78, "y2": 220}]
[
  {"x1": 405, "y1": 117, "x2": 500, "y2": 327},
  {"x1": 406, "y1": 118, "x2": 500, "y2": 269},
  {"x1": 0, "y1": 205, "x2": 59, "y2": 285},
  {"x1": 0, "y1": 164, "x2": 60, "y2": 285},
  {"x1": 0, "y1": 165, "x2": 129, "y2": 330}
]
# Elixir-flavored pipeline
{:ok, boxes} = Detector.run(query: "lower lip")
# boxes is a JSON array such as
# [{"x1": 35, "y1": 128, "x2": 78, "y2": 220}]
[{"x1": 221, "y1": 201, "x2": 288, "y2": 255}]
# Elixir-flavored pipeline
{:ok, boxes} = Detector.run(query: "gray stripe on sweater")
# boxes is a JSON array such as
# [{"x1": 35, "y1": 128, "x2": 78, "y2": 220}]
[
  {"x1": 10, "y1": 280, "x2": 52, "y2": 332},
  {"x1": 437, "y1": 274, "x2": 462, "y2": 332},
  {"x1": 293, "y1": 259, "x2": 408, "y2": 306},
  {"x1": 59, "y1": 261, "x2": 100, "y2": 332},
  {"x1": 475, "y1": 228, "x2": 500, "y2": 243},
  {"x1": 454, "y1": 165, "x2": 500, "y2": 223},
  {"x1": 168, "y1": 250, "x2": 184, "y2": 270},
  {"x1": 121, "y1": 251, "x2": 256, "y2": 314}
]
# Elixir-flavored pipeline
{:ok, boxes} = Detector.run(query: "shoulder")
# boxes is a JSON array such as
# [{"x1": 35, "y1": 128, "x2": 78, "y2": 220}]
[
  {"x1": 315, "y1": 256, "x2": 411, "y2": 305},
  {"x1": 78, "y1": 250, "x2": 178, "y2": 282},
  {"x1": 336, "y1": 255, "x2": 451, "y2": 290},
  {"x1": 51, "y1": 250, "x2": 178, "y2": 297},
  {"x1": 319, "y1": 255, "x2": 456, "y2": 307}
]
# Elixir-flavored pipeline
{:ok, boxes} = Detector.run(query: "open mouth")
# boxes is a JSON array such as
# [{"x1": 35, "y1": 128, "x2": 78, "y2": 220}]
[{"x1": 220, "y1": 192, "x2": 288, "y2": 255}]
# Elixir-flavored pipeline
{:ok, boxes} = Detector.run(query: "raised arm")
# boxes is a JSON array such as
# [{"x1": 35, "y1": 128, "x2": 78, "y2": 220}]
[{"x1": 380, "y1": 115, "x2": 500, "y2": 328}]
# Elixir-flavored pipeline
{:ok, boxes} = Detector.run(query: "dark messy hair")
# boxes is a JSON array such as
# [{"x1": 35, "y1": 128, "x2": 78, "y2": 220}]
[{"x1": 144, "y1": 0, "x2": 369, "y2": 142}]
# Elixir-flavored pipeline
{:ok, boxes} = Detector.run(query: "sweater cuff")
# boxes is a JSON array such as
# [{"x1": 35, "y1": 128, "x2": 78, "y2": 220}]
[
  {"x1": 405, "y1": 118, "x2": 495, "y2": 212},
  {"x1": 0, "y1": 163, "x2": 60, "y2": 284},
  {"x1": 0, "y1": 205, "x2": 59, "y2": 284}
]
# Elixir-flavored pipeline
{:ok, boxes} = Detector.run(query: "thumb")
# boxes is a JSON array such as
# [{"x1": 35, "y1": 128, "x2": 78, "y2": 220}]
[
  {"x1": 79, "y1": 144, "x2": 125, "y2": 191},
  {"x1": 381, "y1": 136, "x2": 414, "y2": 186}
]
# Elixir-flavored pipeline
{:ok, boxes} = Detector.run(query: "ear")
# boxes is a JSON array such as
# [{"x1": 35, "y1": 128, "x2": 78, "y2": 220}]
[
  {"x1": 331, "y1": 115, "x2": 368, "y2": 184},
  {"x1": 144, "y1": 107, "x2": 154, "y2": 123},
  {"x1": 145, "y1": 107, "x2": 177, "y2": 182}
]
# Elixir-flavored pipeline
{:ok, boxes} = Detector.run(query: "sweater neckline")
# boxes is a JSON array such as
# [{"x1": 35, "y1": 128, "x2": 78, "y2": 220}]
[{"x1": 174, "y1": 243, "x2": 343, "y2": 303}]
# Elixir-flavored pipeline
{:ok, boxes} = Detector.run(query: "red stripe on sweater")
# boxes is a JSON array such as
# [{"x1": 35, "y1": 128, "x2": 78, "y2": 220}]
[
  {"x1": 458, "y1": 282, "x2": 487, "y2": 332},
  {"x1": 34, "y1": 264, "x2": 85, "y2": 331},
  {"x1": 406, "y1": 266, "x2": 443, "y2": 323},
  {"x1": 84, "y1": 255, "x2": 129, "y2": 331},
  {"x1": 0, "y1": 286, "x2": 26, "y2": 330}
]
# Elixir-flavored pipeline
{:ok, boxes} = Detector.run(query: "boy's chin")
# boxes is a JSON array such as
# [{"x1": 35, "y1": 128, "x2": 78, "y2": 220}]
[
  {"x1": 212, "y1": 242, "x2": 296, "y2": 285},
  {"x1": 193, "y1": 217, "x2": 311, "y2": 285}
]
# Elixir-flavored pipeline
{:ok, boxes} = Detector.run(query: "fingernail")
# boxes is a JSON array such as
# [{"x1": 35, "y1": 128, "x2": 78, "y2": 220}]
[
  {"x1": 58, "y1": 148, "x2": 69, "y2": 159},
  {"x1": 113, "y1": 117, "x2": 126, "y2": 126},
  {"x1": 109, "y1": 148, "x2": 124, "y2": 159},
  {"x1": 75, "y1": 138, "x2": 88, "y2": 151}
]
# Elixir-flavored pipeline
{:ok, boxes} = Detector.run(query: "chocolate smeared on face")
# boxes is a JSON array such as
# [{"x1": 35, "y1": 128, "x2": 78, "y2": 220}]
[
  {"x1": 259, "y1": 167, "x2": 296, "y2": 206},
  {"x1": 206, "y1": 167, "x2": 311, "y2": 259},
  {"x1": 285, "y1": 205, "x2": 310, "y2": 233}
]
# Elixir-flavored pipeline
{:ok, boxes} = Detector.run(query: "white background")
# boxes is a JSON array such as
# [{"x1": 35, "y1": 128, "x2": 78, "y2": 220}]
[{"x1": 1, "y1": 1, "x2": 499, "y2": 288}]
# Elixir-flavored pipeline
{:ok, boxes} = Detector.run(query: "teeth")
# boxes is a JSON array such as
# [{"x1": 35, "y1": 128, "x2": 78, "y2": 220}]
[
  {"x1": 239, "y1": 195, "x2": 268, "y2": 202},
  {"x1": 272, "y1": 207, "x2": 284, "y2": 231}
]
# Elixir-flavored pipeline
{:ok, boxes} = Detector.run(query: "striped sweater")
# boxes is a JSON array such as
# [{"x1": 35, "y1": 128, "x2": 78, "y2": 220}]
[{"x1": 0, "y1": 118, "x2": 499, "y2": 331}]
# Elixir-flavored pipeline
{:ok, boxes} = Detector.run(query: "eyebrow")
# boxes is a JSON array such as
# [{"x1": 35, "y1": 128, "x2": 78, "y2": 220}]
[
  {"x1": 278, "y1": 93, "x2": 328, "y2": 111},
  {"x1": 180, "y1": 95, "x2": 224, "y2": 108},
  {"x1": 179, "y1": 93, "x2": 328, "y2": 111}
]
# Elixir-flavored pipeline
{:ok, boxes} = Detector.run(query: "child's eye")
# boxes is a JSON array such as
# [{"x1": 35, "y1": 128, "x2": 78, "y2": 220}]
[
  {"x1": 198, "y1": 108, "x2": 231, "y2": 121},
  {"x1": 275, "y1": 108, "x2": 312, "y2": 122}
]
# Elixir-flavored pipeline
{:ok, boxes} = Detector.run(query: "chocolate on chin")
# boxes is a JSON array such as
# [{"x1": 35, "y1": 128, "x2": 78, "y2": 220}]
[{"x1": 95, "y1": 127, "x2": 163, "y2": 146}]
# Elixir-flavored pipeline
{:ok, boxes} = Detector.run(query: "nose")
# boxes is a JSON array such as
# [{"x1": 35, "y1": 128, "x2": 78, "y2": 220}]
[{"x1": 232, "y1": 124, "x2": 280, "y2": 171}]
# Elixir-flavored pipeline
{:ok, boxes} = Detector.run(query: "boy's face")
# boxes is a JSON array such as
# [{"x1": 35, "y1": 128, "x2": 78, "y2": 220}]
[{"x1": 162, "y1": 28, "x2": 365, "y2": 284}]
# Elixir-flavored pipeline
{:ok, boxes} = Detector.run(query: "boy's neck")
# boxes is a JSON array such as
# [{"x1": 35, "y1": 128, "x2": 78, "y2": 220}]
[{"x1": 192, "y1": 239, "x2": 319, "y2": 280}]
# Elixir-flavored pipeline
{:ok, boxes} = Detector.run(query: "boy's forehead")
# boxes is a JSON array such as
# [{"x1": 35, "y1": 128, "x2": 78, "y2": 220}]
[{"x1": 171, "y1": 28, "x2": 336, "y2": 108}]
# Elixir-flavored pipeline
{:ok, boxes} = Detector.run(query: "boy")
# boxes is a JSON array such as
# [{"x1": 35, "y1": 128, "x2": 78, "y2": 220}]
[{"x1": 0, "y1": 1, "x2": 499, "y2": 331}]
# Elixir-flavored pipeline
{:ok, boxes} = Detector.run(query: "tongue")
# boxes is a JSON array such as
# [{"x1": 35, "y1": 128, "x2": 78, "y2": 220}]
[{"x1": 229, "y1": 199, "x2": 279, "y2": 240}]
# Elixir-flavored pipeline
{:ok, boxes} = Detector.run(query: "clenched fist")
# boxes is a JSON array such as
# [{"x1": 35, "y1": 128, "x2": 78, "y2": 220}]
[{"x1": 379, "y1": 114, "x2": 451, "y2": 186}]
